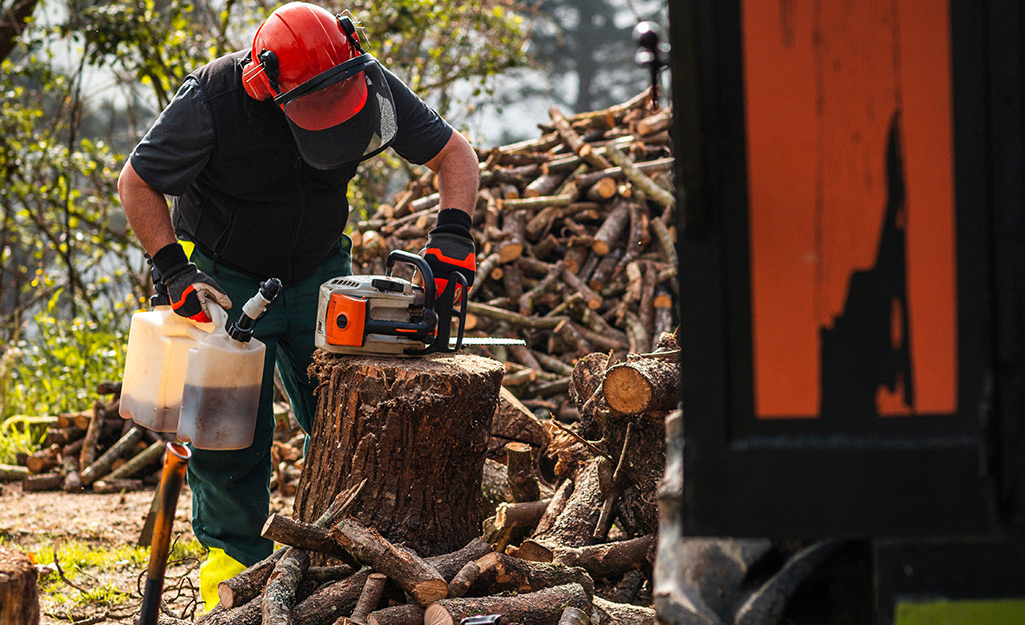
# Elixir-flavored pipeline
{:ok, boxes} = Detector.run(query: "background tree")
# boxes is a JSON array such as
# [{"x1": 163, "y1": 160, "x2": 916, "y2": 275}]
[{"x1": 515, "y1": 0, "x2": 666, "y2": 113}]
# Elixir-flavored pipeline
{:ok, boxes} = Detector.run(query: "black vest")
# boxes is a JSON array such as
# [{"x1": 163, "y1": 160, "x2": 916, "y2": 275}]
[{"x1": 172, "y1": 51, "x2": 358, "y2": 284}]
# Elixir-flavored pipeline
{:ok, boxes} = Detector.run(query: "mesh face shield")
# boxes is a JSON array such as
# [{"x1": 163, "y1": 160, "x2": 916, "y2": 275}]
[{"x1": 274, "y1": 54, "x2": 397, "y2": 169}]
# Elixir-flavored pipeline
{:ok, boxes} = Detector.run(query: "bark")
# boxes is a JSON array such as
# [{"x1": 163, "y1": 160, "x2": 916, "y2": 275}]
[
  {"x1": 529, "y1": 456, "x2": 605, "y2": 550},
  {"x1": 593, "y1": 596, "x2": 658, "y2": 625},
  {"x1": 263, "y1": 548, "x2": 310, "y2": 625},
  {"x1": 468, "y1": 551, "x2": 594, "y2": 597},
  {"x1": 262, "y1": 514, "x2": 355, "y2": 563},
  {"x1": 349, "y1": 572, "x2": 388, "y2": 623},
  {"x1": 552, "y1": 534, "x2": 656, "y2": 580},
  {"x1": 0, "y1": 464, "x2": 29, "y2": 482},
  {"x1": 505, "y1": 441, "x2": 540, "y2": 503},
  {"x1": 293, "y1": 539, "x2": 491, "y2": 625},
  {"x1": 0, "y1": 546, "x2": 39, "y2": 625},
  {"x1": 366, "y1": 604, "x2": 425, "y2": 625},
  {"x1": 296, "y1": 353, "x2": 503, "y2": 558},
  {"x1": 328, "y1": 517, "x2": 448, "y2": 607},
  {"x1": 424, "y1": 582, "x2": 591, "y2": 625},
  {"x1": 79, "y1": 426, "x2": 145, "y2": 486}
]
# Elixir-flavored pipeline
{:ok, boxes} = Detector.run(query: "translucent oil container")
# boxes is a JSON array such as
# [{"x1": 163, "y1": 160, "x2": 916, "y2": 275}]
[
  {"x1": 119, "y1": 306, "x2": 211, "y2": 432},
  {"x1": 176, "y1": 304, "x2": 267, "y2": 450}
]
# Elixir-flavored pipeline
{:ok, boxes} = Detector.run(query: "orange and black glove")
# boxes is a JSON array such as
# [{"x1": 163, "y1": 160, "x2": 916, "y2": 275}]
[
  {"x1": 422, "y1": 208, "x2": 476, "y2": 300},
  {"x1": 152, "y1": 242, "x2": 232, "y2": 323}
]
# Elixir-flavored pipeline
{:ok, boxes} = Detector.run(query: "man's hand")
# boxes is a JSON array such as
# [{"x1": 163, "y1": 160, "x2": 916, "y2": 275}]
[
  {"x1": 422, "y1": 208, "x2": 475, "y2": 300},
  {"x1": 152, "y1": 242, "x2": 232, "y2": 323}
]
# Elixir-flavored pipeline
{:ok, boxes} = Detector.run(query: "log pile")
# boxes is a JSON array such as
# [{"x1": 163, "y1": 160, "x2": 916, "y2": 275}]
[
  {"x1": 0, "y1": 382, "x2": 166, "y2": 493},
  {"x1": 165, "y1": 324, "x2": 683, "y2": 625},
  {"x1": 350, "y1": 91, "x2": 677, "y2": 421},
  {"x1": 0, "y1": 382, "x2": 306, "y2": 497}
]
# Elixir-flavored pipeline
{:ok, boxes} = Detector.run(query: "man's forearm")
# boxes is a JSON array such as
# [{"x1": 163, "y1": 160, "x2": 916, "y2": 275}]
[
  {"x1": 117, "y1": 161, "x2": 178, "y2": 257},
  {"x1": 427, "y1": 131, "x2": 479, "y2": 217}
]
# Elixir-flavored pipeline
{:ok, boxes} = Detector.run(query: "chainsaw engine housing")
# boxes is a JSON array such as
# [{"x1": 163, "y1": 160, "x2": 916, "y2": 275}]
[{"x1": 315, "y1": 273, "x2": 433, "y2": 355}]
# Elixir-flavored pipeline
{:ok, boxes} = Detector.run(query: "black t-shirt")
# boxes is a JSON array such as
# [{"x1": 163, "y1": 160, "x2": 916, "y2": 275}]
[
  {"x1": 130, "y1": 64, "x2": 452, "y2": 197},
  {"x1": 126, "y1": 55, "x2": 454, "y2": 282}
]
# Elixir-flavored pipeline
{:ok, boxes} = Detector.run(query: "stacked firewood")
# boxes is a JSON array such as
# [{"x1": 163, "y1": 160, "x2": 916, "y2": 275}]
[
  {"x1": 1, "y1": 382, "x2": 306, "y2": 496},
  {"x1": 349, "y1": 91, "x2": 677, "y2": 419},
  {"x1": 0, "y1": 383, "x2": 169, "y2": 494}
]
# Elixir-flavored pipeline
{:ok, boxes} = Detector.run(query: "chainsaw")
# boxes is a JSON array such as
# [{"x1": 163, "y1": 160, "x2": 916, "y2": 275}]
[{"x1": 315, "y1": 249, "x2": 523, "y2": 356}]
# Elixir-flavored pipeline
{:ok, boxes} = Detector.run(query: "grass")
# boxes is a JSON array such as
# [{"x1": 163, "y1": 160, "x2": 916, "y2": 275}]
[{"x1": 30, "y1": 537, "x2": 205, "y2": 610}]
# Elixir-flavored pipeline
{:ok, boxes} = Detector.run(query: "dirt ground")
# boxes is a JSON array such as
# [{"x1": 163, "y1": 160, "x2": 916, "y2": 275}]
[{"x1": 0, "y1": 480, "x2": 294, "y2": 623}]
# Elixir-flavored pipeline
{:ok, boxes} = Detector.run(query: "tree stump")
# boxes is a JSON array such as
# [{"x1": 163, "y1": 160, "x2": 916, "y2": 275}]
[
  {"x1": 294, "y1": 352, "x2": 504, "y2": 557},
  {"x1": 0, "y1": 546, "x2": 39, "y2": 625}
]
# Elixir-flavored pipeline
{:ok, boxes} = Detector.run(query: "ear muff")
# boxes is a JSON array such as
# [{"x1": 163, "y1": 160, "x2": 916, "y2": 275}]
[
  {"x1": 242, "y1": 49, "x2": 280, "y2": 101},
  {"x1": 337, "y1": 14, "x2": 363, "y2": 53}
]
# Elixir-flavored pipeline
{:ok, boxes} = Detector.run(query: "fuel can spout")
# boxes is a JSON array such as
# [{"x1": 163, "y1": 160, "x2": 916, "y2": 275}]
[
  {"x1": 138, "y1": 442, "x2": 191, "y2": 625},
  {"x1": 229, "y1": 277, "x2": 282, "y2": 343}
]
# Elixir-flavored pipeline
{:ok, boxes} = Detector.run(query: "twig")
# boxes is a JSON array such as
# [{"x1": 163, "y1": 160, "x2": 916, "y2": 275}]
[
  {"x1": 546, "y1": 416, "x2": 612, "y2": 462},
  {"x1": 53, "y1": 543, "x2": 91, "y2": 594}
]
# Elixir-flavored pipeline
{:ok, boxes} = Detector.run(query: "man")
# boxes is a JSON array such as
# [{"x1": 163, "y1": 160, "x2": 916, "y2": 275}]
[{"x1": 117, "y1": 2, "x2": 478, "y2": 610}]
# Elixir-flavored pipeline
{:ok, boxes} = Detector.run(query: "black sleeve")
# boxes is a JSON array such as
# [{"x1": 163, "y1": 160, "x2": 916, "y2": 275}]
[
  {"x1": 383, "y1": 68, "x2": 454, "y2": 165},
  {"x1": 128, "y1": 77, "x2": 216, "y2": 196}
]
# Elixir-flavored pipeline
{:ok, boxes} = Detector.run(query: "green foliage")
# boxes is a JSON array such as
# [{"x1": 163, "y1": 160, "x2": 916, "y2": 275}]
[
  {"x1": 0, "y1": 415, "x2": 42, "y2": 464},
  {"x1": 0, "y1": 291, "x2": 127, "y2": 422}
]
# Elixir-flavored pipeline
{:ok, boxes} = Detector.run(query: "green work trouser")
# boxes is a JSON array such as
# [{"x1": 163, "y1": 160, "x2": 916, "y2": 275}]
[{"x1": 187, "y1": 237, "x2": 352, "y2": 566}]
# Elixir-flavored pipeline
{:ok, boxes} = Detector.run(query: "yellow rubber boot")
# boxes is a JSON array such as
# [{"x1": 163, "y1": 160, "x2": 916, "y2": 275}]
[{"x1": 199, "y1": 547, "x2": 247, "y2": 612}]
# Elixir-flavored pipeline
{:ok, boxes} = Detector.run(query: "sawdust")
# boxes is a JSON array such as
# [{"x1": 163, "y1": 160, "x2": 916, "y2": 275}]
[{"x1": 0, "y1": 481, "x2": 294, "y2": 623}]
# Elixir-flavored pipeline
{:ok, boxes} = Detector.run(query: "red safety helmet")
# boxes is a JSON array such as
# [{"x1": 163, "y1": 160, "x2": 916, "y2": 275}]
[{"x1": 241, "y1": 2, "x2": 396, "y2": 168}]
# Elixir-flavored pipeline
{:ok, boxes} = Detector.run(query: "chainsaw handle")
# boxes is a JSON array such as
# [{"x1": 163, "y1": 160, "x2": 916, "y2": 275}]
[{"x1": 386, "y1": 250, "x2": 436, "y2": 309}]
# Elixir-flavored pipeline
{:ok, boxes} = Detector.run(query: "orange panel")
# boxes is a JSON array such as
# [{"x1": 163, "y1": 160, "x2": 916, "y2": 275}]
[{"x1": 742, "y1": 0, "x2": 957, "y2": 419}]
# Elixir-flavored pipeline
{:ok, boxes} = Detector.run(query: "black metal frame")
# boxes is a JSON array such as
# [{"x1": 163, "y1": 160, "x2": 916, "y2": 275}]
[{"x1": 672, "y1": 0, "x2": 1025, "y2": 539}]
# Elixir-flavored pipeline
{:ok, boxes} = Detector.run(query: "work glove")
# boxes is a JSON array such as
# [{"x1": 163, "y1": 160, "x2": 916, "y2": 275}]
[
  {"x1": 422, "y1": 208, "x2": 476, "y2": 301},
  {"x1": 151, "y1": 242, "x2": 232, "y2": 324}
]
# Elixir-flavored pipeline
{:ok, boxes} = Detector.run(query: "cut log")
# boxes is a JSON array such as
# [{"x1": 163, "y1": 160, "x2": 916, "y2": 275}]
[
  {"x1": 593, "y1": 596, "x2": 658, "y2": 625},
  {"x1": 222, "y1": 482, "x2": 365, "y2": 610},
  {"x1": 262, "y1": 514, "x2": 354, "y2": 564},
  {"x1": 424, "y1": 582, "x2": 591, "y2": 625},
  {"x1": 0, "y1": 546, "x2": 39, "y2": 625},
  {"x1": 446, "y1": 560, "x2": 481, "y2": 598},
  {"x1": 263, "y1": 547, "x2": 310, "y2": 625},
  {"x1": 489, "y1": 387, "x2": 549, "y2": 459},
  {"x1": 293, "y1": 539, "x2": 491, "y2": 625},
  {"x1": 80, "y1": 426, "x2": 145, "y2": 486},
  {"x1": 350, "y1": 573, "x2": 388, "y2": 624},
  {"x1": 78, "y1": 401, "x2": 104, "y2": 470},
  {"x1": 22, "y1": 472, "x2": 63, "y2": 492},
  {"x1": 328, "y1": 517, "x2": 448, "y2": 607},
  {"x1": 528, "y1": 456, "x2": 605, "y2": 550},
  {"x1": 505, "y1": 442, "x2": 540, "y2": 503},
  {"x1": 367, "y1": 604, "x2": 425, "y2": 625},
  {"x1": 296, "y1": 353, "x2": 504, "y2": 558},
  {"x1": 468, "y1": 551, "x2": 594, "y2": 597},
  {"x1": 602, "y1": 353, "x2": 680, "y2": 415},
  {"x1": 0, "y1": 464, "x2": 29, "y2": 482},
  {"x1": 552, "y1": 534, "x2": 656, "y2": 580}
]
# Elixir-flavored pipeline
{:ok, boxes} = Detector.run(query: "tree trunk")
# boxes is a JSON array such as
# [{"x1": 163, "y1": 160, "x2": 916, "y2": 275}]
[
  {"x1": 0, "y1": 547, "x2": 39, "y2": 625},
  {"x1": 295, "y1": 353, "x2": 504, "y2": 558}
]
